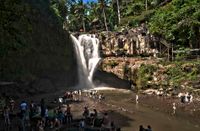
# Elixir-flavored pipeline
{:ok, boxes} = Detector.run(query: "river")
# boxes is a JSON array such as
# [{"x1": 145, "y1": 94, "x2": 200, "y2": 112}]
[{"x1": 89, "y1": 87, "x2": 200, "y2": 131}]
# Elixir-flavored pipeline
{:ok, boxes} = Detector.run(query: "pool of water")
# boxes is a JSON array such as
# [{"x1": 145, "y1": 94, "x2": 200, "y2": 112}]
[{"x1": 97, "y1": 88, "x2": 200, "y2": 131}]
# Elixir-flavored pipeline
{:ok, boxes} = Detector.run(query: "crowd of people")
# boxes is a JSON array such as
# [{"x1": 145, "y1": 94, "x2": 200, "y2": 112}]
[
  {"x1": 1, "y1": 98, "x2": 75, "y2": 131},
  {"x1": 0, "y1": 90, "x2": 154, "y2": 131},
  {"x1": 0, "y1": 90, "x2": 116, "y2": 131},
  {"x1": 179, "y1": 92, "x2": 193, "y2": 103}
]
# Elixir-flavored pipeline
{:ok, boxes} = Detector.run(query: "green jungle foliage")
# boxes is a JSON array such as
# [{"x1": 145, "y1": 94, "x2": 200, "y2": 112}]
[
  {"x1": 136, "y1": 64, "x2": 157, "y2": 89},
  {"x1": 148, "y1": 0, "x2": 200, "y2": 48},
  {"x1": 63, "y1": 0, "x2": 199, "y2": 49},
  {"x1": 136, "y1": 60, "x2": 200, "y2": 89},
  {"x1": 166, "y1": 60, "x2": 200, "y2": 85}
]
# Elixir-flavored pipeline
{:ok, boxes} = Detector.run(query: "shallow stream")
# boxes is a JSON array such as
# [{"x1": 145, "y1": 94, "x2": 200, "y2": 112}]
[{"x1": 96, "y1": 88, "x2": 200, "y2": 131}]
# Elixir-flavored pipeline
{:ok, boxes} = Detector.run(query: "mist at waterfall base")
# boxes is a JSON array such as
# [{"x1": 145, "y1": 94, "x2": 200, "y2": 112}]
[{"x1": 70, "y1": 34, "x2": 101, "y2": 89}]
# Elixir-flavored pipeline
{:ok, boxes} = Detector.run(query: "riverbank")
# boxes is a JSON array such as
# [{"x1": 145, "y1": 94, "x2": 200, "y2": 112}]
[{"x1": 1, "y1": 87, "x2": 200, "y2": 131}]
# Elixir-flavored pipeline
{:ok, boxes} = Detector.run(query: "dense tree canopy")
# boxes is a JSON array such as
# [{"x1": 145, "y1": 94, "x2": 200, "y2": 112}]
[
  {"x1": 60, "y1": 0, "x2": 200, "y2": 49},
  {"x1": 148, "y1": 0, "x2": 200, "y2": 48}
]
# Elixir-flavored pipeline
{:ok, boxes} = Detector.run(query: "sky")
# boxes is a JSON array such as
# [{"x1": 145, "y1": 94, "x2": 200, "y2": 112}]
[{"x1": 83, "y1": 0, "x2": 97, "y2": 3}]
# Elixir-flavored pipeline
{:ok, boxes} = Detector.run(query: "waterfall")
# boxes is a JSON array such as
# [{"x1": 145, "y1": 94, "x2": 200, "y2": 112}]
[{"x1": 70, "y1": 34, "x2": 101, "y2": 88}]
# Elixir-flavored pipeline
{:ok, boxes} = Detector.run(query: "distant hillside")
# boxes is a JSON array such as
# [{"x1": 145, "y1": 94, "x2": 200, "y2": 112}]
[{"x1": 0, "y1": 0, "x2": 77, "y2": 96}]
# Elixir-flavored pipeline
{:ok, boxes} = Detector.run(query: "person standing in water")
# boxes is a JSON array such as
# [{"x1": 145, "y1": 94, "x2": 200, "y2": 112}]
[
  {"x1": 136, "y1": 94, "x2": 139, "y2": 104},
  {"x1": 172, "y1": 102, "x2": 176, "y2": 115}
]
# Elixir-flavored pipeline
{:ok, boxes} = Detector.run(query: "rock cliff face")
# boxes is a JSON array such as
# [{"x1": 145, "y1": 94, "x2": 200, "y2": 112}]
[
  {"x1": 0, "y1": 0, "x2": 77, "y2": 97},
  {"x1": 98, "y1": 25, "x2": 159, "y2": 57},
  {"x1": 101, "y1": 57, "x2": 200, "y2": 95}
]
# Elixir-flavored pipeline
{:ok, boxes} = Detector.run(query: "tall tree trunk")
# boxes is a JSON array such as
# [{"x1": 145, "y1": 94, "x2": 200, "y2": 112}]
[
  {"x1": 82, "y1": 17, "x2": 86, "y2": 32},
  {"x1": 102, "y1": 7, "x2": 108, "y2": 32},
  {"x1": 116, "y1": 0, "x2": 121, "y2": 24},
  {"x1": 145, "y1": 0, "x2": 148, "y2": 11}
]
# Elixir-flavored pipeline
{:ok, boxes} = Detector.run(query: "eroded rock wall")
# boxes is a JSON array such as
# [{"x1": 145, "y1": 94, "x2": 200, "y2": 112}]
[{"x1": 98, "y1": 25, "x2": 159, "y2": 57}]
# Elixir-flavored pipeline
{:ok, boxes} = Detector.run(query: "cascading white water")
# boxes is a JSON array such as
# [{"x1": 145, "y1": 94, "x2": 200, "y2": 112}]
[{"x1": 70, "y1": 34, "x2": 101, "y2": 88}]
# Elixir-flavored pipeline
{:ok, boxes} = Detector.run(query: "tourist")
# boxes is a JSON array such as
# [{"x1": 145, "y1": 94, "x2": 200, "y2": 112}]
[
  {"x1": 172, "y1": 102, "x2": 176, "y2": 115},
  {"x1": 187, "y1": 93, "x2": 193, "y2": 103},
  {"x1": 37, "y1": 104, "x2": 42, "y2": 114},
  {"x1": 49, "y1": 120, "x2": 54, "y2": 129},
  {"x1": 65, "y1": 104, "x2": 73, "y2": 124},
  {"x1": 44, "y1": 107, "x2": 49, "y2": 125},
  {"x1": 146, "y1": 125, "x2": 152, "y2": 131},
  {"x1": 19, "y1": 101, "x2": 28, "y2": 131},
  {"x1": 136, "y1": 94, "x2": 139, "y2": 104},
  {"x1": 57, "y1": 106, "x2": 65, "y2": 124},
  {"x1": 54, "y1": 118, "x2": 61, "y2": 129},
  {"x1": 83, "y1": 106, "x2": 89, "y2": 118},
  {"x1": 40, "y1": 98, "x2": 46, "y2": 118},
  {"x1": 93, "y1": 109, "x2": 98, "y2": 118},
  {"x1": 139, "y1": 125, "x2": 145, "y2": 131},
  {"x1": 99, "y1": 93, "x2": 105, "y2": 101},
  {"x1": 110, "y1": 121, "x2": 116, "y2": 131},
  {"x1": 79, "y1": 119, "x2": 85, "y2": 131},
  {"x1": 78, "y1": 90, "x2": 82, "y2": 101},
  {"x1": 37, "y1": 119, "x2": 45, "y2": 131},
  {"x1": 184, "y1": 92, "x2": 189, "y2": 103},
  {"x1": 20, "y1": 101, "x2": 28, "y2": 113},
  {"x1": 3, "y1": 106, "x2": 11, "y2": 127},
  {"x1": 9, "y1": 98, "x2": 15, "y2": 112},
  {"x1": 58, "y1": 97, "x2": 63, "y2": 104},
  {"x1": 102, "y1": 112, "x2": 110, "y2": 128},
  {"x1": 19, "y1": 100, "x2": 28, "y2": 130},
  {"x1": 93, "y1": 115, "x2": 101, "y2": 127},
  {"x1": 29, "y1": 100, "x2": 36, "y2": 120},
  {"x1": 79, "y1": 90, "x2": 82, "y2": 96}
]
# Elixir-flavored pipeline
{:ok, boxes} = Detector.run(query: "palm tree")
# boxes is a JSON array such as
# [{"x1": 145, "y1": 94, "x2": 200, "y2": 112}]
[
  {"x1": 99, "y1": 0, "x2": 108, "y2": 32},
  {"x1": 74, "y1": 0, "x2": 87, "y2": 32},
  {"x1": 116, "y1": 0, "x2": 121, "y2": 24}
]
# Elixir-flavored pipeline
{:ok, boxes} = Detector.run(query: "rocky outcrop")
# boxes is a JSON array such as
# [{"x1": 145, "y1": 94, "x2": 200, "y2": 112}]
[
  {"x1": 101, "y1": 57, "x2": 200, "y2": 96},
  {"x1": 98, "y1": 25, "x2": 159, "y2": 57}
]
